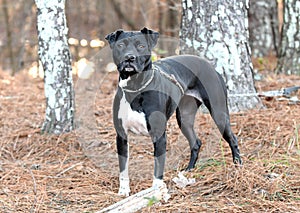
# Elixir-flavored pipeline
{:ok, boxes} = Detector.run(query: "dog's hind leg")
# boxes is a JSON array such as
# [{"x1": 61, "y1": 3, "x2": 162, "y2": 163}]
[
  {"x1": 176, "y1": 95, "x2": 202, "y2": 170},
  {"x1": 200, "y1": 73, "x2": 242, "y2": 165},
  {"x1": 222, "y1": 125, "x2": 242, "y2": 164},
  {"x1": 209, "y1": 106, "x2": 242, "y2": 165}
]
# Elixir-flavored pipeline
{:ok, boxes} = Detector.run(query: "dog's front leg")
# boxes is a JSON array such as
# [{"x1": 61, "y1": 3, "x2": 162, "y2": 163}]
[
  {"x1": 152, "y1": 132, "x2": 167, "y2": 189},
  {"x1": 116, "y1": 134, "x2": 130, "y2": 196}
]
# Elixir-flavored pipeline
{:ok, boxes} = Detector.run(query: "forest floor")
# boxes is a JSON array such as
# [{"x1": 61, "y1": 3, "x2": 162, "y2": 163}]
[{"x1": 0, "y1": 58, "x2": 300, "y2": 212}]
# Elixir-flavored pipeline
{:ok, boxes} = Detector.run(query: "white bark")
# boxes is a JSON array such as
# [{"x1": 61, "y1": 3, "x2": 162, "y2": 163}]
[
  {"x1": 36, "y1": 0, "x2": 75, "y2": 133},
  {"x1": 180, "y1": 0, "x2": 262, "y2": 112},
  {"x1": 276, "y1": 0, "x2": 300, "y2": 75}
]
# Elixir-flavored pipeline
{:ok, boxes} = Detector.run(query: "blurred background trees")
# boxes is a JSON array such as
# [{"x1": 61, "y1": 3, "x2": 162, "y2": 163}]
[
  {"x1": 0, "y1": 0, "x2": 295, "y2": 76},
  {"x1": 275, "y1": 0, "x2": 300, "y2": 75},
  {"x1": 0, "y1": 0, "x2": 182, "y2": 72},
  {"x1": 248, "y1": 0, "x2": 280, "y2": 57},
  {"x1": 1, "y1": 0, "x2": 35, "y2": 75}
]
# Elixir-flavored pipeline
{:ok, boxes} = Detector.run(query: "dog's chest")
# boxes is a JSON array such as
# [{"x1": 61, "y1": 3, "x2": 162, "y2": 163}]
[{"x1": 118, "y1": 92, "x2": 149, "y2": 136}]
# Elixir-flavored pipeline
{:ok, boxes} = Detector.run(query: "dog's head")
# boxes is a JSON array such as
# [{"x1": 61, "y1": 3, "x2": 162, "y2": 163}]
[{"x1": 105, "y1": 27, "x2": 159, "y2": 79}]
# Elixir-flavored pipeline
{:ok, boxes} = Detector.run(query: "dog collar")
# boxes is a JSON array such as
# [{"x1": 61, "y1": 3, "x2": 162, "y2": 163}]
[
  {"x1": 156, "y1": 66, "x2": 185, "y2": 95},
  {"x1": 121, "y1": 65, "x2": 185, "y2": 95},
  {"x1": 121, "y1": 68, "x2": 155, "y2": 93}
]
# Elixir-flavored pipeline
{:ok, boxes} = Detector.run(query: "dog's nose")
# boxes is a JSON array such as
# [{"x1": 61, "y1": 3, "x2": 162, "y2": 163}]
[{"x1": 125, "y1": 54, "x2": 136, "y2": 62}]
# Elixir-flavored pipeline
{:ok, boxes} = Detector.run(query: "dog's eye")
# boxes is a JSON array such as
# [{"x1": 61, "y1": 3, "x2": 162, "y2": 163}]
[
  {"x1": 138, "y1": 44, "x2": 145, "y2": 49},
  {"x1": 117, "y1": 43, "x2": 124, "y2": 48}
]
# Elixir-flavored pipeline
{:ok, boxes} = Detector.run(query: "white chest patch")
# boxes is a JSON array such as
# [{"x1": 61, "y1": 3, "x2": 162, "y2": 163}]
[
  {"x1": 119, "y1": 77, "x2": 130, "y2": 88},
  {"x1": 118, "y1": 92, "x2": 149, "y2": 136}
]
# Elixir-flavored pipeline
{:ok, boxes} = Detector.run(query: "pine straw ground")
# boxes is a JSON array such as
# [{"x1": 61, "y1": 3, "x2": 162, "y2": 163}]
[{"x1": 0, "y1": 65, "x2": 300, "y2": 213}]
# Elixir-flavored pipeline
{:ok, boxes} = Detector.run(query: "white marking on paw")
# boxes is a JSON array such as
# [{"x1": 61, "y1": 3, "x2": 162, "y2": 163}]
[
  {"x1": 152, "y1": 178, "x2": 170, "y2": 202},
  {"x1": 152, "y1": 178, "x2": 165, "y2": 189},
  {"x1": 118, "y1": 176, "x2": 130, "y2": 196}
]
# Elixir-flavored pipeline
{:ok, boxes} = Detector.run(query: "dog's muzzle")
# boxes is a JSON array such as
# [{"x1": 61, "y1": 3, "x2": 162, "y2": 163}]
[
  {"x1": 119, "y1": 60, "x2": 138, "y2": 72},
  {"x1": 118, "y1": 54, "x2": 141, "y2": 79}
]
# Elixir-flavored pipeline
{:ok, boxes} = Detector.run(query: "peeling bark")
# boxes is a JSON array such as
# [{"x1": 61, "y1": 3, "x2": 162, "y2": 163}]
[
  {"x1": 36, "y1": 0, "x2": 75, "y2": 134},
  {"x1": 248, "y1": 0, "x2": 279, "y2": 57},
  {"x1": 276, "y1": 0, "x2": 300, "y2": 75},
  {"x1": 180, "y1": 0, "x2": 262, "y2": 112}
]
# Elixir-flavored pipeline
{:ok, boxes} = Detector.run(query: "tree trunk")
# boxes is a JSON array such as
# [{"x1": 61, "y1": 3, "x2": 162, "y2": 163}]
[
  {"x1": 3, "y1": 0, "x2": 17, "y2": 76},
  {"x1": 276, "y1": 0, "x2": 300, "y2": 75},
  {"x1": 248, "y1": 0, "x2": 279, "y2": 57},
  {"x1": 180, "y1": 0, "x2": 262, "y2": 112},
  {"x1": 35, "y1": 0, "x2": 75, "y2": 134}
]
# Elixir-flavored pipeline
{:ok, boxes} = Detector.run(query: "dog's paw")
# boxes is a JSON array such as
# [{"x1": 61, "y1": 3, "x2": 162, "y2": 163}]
[
  {"x1": 118, "y1": 177, "x2": 130, "y2": 196},
  {"x1": 118, "y1": 187, "x2": 130, "y2": 197},
  {"x1": 152, "y1": 178, "x2": 170, "y2": 202},
  {"x1": 152, "y1": 178, "x2": 165, "y2": 190},
  {"x1": 233, "y1": 156, "x2": 243, "y2": 166}
]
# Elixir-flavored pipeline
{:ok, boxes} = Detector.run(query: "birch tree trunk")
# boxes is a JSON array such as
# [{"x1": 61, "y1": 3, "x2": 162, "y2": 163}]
[
  {"x1": 276, "y1": 0, "x2": 300, "y2": 75},
  {"x1": 180, "y1": 0, "x2": 262, "y2": 112},
  {"x1": 248, "y1": 0, "x2": 279, "y2": 57},
  {"x1": 36, "y1": 0, "x2": 75, "y2": 134}
]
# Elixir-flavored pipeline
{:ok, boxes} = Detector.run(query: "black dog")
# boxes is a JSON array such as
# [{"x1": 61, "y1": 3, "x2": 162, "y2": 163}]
[{"x1": 106, "y1": 27, "x2": 242, "y2": 196}]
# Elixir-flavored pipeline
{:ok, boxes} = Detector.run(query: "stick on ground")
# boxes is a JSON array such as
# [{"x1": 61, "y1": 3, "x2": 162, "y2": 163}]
[{"x1": 98, "y1": 185, "x2": 170, "y2": 213}]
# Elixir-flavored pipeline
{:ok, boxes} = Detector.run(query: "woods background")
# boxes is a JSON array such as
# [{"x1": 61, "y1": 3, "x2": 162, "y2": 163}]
[
  {"x1": 0, "y1": 0, "x2": 283, "y2": 73},
  {"x1": 0, "y1": 0, "x2": 182, "y2": 72},
  {"x1": 1, "y1": 1, "x2": 300, "y2": 212}
]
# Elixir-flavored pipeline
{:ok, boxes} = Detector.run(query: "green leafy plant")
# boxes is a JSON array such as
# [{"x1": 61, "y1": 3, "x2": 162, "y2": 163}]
[{"x1": 144, "y1": 196, "x2": 159, "y2": 207}]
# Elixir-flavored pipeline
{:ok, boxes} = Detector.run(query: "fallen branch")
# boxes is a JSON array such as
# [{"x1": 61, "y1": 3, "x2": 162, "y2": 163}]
[
  {"x1": 97, "y1": 185, "x2": 170, "y2": 213},
  {"x1": 228, "y1": 86, "x2": 300, "y2": 98}
]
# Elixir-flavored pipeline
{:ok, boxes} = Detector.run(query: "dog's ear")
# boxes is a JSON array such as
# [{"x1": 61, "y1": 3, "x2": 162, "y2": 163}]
[
  {"x1": 141, "y1": 27, "x2": 159, "y2": 49},
  {"x1": 105, "y1": 29, "x2": 124, "y2": 48}
]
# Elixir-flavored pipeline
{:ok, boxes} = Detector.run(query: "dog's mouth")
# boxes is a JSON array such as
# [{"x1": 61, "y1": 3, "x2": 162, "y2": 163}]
[
  {"x1": 122, "y1": 62, "x2": 138, "y2": 71},
  {"x1": 124, "y1": 67, "x2": 135, "y2": 72},
  {"x1": 118, "y1": 62, "x2": 139, "y2": 79}
]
